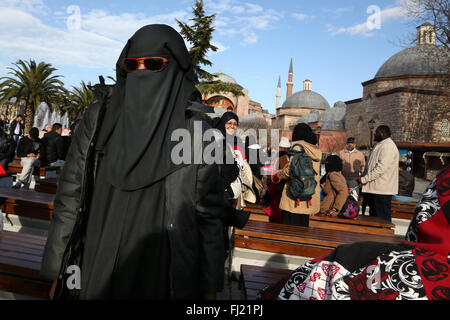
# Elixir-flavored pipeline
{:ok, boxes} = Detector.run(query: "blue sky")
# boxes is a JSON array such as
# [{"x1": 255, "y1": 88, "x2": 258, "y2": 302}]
[{"x1": 0, "y1": 0, "x2": 420, "y2": 114}]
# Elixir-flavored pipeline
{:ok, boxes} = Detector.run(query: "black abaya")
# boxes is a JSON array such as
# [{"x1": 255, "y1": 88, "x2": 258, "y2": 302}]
[{"x1": 80, "y1": 154, "x2": 171, "y2": 299}]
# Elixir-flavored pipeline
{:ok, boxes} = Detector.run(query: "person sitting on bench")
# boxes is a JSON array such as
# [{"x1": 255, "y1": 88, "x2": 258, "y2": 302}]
[
  {"x1": 318, "y1": 155, "x2": 349, "y2": 217},
  {"x1": 12, "y1": 127, "x2": 46, "y2": 190},
  {"x1": 392, "y1": 161, "x2": 415, "y2": 203}
]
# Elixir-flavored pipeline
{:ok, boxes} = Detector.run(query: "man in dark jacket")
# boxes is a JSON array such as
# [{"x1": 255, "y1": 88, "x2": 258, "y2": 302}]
[
  {"x1": 42, "y1": 123, "x2": 65, "y2": 167},
  {"x1": 9, "y1": 114, "x2": 24, "y2": 146},
  {"x1": 0, "y1": 120, "x2": 16, "y2": 171},
  {"x1": 40, "y1": 24, "x2": 225, "y2": 300},
  {"x1": 12, "y1": 127, "x2": 45, "y2": 190}
]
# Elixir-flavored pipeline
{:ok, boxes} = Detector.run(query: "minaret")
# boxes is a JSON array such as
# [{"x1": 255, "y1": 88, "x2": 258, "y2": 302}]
[
  {"x1": 286, "y1": 58, "x2": 293, "y2": 99},
  {"x1": 417, "y1": 22, "x2": 435, "y2": 45},
  {"x1": 276, "y1": 74, "x2": 281, "y2": 109}
]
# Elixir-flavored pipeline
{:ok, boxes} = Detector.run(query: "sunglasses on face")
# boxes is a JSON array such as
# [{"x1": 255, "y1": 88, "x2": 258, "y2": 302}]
[{"x1": 122, "y1": 57, "x2": 169, "y2": 72}]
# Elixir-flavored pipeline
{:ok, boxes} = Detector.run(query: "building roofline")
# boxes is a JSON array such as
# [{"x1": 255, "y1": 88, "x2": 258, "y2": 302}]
[
  {"x1": 375, "y1": 87, "x2": 450, "y2": 97},
  {"x1": 362, "y1": 74, "x2": 449, "y2": 86}
]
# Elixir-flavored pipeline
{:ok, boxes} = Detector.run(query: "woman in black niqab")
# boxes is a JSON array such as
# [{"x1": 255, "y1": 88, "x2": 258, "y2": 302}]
[
  {"x1": 79, "y1": 25, "x2": 199, "y2": 299},
  {"x1": 97, "y1": 24, "x2": 196, "y2": 190}
]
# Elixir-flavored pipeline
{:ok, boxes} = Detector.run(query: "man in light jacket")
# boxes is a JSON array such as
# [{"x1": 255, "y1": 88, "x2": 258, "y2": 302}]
[
  {"x1": 359, "y1": 125, "x2": 399, "y2": 222},
  {"x1": 338, "y1": 137, "x2": 365, "y2": 193}
]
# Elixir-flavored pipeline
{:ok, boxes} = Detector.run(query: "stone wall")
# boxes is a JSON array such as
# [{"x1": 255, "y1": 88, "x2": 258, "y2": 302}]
[
  {"x1": 401, "y1": 91, "x2": 450, "y2": 143},
  {"x1": 346, "y1": 75, "x2": 449, "y2": 147}
]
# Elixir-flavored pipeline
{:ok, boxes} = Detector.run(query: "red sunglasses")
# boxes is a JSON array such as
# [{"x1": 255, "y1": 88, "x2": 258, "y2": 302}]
[{"x1": 122, "y1": 57, "x2": 169, "y2": 72}]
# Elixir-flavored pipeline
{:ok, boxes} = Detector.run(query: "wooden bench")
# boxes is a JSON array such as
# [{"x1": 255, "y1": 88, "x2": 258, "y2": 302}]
[
  {"x1": 0, "y1": 187, "x2": 54, "y2": 220},
  {"x1": 359, "y1": 197, "x2": 418, "y2": 220},
  {"x1": 391, "y1": 201, "x2": 417, "y2": 220},
  {"x1": 244, "y1": 203, "x2": 395, "y2": 236},
  {"x1": 7, "y1": 162, "x2": 58, "y2": 178},
  {"x1": 34, "y1": 178, "x2": 58, "y2": 194},
  {"x1": 0, "y1": 231, "x2": 51, "y2": 299},
  {"x1": 239, "y1": 264, "x2": 292, "y2": 300},
  {"x1": 234, "y1": 220, "x2": 404, "y2": 260}
]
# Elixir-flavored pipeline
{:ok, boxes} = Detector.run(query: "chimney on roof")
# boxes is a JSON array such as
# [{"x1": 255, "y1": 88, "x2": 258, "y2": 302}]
[
  {"x1": 303, "y1": 79, "x2": 312, "y2": 91},
  {"x1": 417, "y1": 22, "x2": 435, "y2": 45}
]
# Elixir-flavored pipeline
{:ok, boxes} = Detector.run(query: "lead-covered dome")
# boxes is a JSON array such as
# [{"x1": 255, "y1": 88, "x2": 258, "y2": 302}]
[
  {"x1": 375, "y1": 44, "x2": 449, "y2": 79},
  {"x1": 213, "y1": 71, "x2": 239, "y2": 85},
  {"x1": 282, "y1": 90, "x2": 330, "y2": 110}
]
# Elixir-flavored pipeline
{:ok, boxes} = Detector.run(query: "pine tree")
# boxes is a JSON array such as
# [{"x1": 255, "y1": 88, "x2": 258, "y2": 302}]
[{"x1": 176, "y1": 0, "x2": 218, "y2": 82}]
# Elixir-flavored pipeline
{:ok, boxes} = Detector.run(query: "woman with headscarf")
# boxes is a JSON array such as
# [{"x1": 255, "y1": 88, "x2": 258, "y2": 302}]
[
  {"x1": 40, "y1": 25, "x2": 225, "y2": 300},
  {"x1": 276, "y1": 166, "x2": 450, "y2": 300},
  {"x1": 318, "y1": 155, "x2": 349, "y2": 217},
  {"x1": 274, "y1": 123, "x2": 322, "y2": 226},
  {"x1": 214, "y1": 112, "x2": 250, "y2": 258}
]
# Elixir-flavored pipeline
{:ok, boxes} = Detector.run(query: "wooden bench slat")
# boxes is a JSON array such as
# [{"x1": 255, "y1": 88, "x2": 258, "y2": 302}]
[
  {"x1": 235, "y1": 220, "x2": 404, "y2": 262},
  {"x1": 0, "y1": 255, "x2": 42, "y2": 276},
  {"x1": 235, "y1": 237, "x2": 333, "y2": 257},
  {"x1": 0, "y1": 231, "x2": 47, "y2": 243},
  {"x1": 0, "y1": 187, "x2": 54, "y2": 220},
  {"x1": 238, "y1": 220, "x2": 402, "y2": 244},
  {"x1": 0, "y1": 272, "x2": 50, "y2": 299},
  {"x1": 240, "y1": 264, "x2": 292, "y2": 300},
  {"x1": 0, "y1": 240, "x2": 46, "y2": 255},
  {"x1": 0, "y1": 248, "x2": 43, "y2": 264},
  {"x1": 0, "y1": 231, "x2": 51, "y2": 298},
  {"x1": 7, "y1": 162, "x2": 58, "y2": 177},
  {"x1": 0, "y1": 243, "x2": 44, "y2": 256},
  {"x1": 244, "y1": 202, "x2": 397, "y2": 235}
]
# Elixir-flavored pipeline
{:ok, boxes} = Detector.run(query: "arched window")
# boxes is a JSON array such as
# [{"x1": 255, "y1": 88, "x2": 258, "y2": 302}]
[
  {"x1": 205, "y1": 96, "x2": 235, "y2": 111},
  {"x1": 441, "y1": 119, "x2": 449, "y2": 137}
]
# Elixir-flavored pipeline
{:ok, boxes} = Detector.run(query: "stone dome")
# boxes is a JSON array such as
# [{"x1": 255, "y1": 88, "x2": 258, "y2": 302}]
[
  {"x1": 297, "y1": 109, "x2": 320, "y2": 124},
  {"x1": 282, "y1": 90, "x2": 330, "y2": 110},
  {"x1": 375, "y1": 44, "x2": 450, "y2": 79},
  {"x1": 320, "y1": 120, "x2": 345, "y2": 131},
  {"x1": 213, "y1": 71, "x2": 239, "y2": 85}
]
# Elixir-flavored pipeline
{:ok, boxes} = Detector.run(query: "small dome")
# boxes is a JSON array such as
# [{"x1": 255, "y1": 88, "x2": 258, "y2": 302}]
[
  {"x1": 297, "y1": 110, "x2": 320, "y2": 124},
  {"x1": 213, "y1": 71, "x2": 239, "y2": 85},
  {"x1": 375, "y1": 44, "x2": 449, "y2": 79},
  {"x1": 320, "y1": 120, "x2": 345, "y2": 131},
  {"x1": 319, "y1": 105, "x2": 346, "y2": 122},
  {"x1": 282, "y1": 90, "x2": 330, "y2": 110},
  {"x1": 333, "y1": 101, "x2": 347, "y2": 109}
]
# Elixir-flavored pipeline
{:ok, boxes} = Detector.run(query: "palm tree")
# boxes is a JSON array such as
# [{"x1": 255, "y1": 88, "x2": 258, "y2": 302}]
[
  {"x1": 68, "y1": 81, "x2": 95, "y2": 116},
  {"x1": 0, "y1": 59, "x2": 67, "y2": 133}
]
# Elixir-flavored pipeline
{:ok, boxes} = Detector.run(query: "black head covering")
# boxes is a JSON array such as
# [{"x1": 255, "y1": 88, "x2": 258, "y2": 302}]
[
  {"x1": 325, "y1": 155, "x2": 343, "y2": 173},
  {"x1": 292, "y1": 123, "x2": 317, "y2": 145},
  {"x1": 96, "y1": 24, "x2": 196, "y2": 191},
  {"x1": 216, "y1": 111, "x2": 239, "y2": 137}
]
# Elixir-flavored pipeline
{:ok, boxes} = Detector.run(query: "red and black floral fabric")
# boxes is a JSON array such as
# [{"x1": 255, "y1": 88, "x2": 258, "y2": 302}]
[{"x1": 275, "y1": 166, "x2": 450, "y2": 300}]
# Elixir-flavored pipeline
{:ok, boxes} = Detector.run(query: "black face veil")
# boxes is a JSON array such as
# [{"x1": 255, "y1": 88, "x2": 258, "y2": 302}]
[{"x1": 96, "y1": 24, "x2": 196, "y2": 191}]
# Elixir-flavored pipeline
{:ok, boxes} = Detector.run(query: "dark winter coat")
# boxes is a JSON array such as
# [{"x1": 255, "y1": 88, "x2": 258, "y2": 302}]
[
  {"x1": 9, "y1": 119, "x2": 24, "y2": 136},
  {"x1": 40, "y1": 99, "x2": 226, "y2": 299},
  {"x1": 16, "y1": 136, "x2": 45, "y2": 160},
  {"x1": 0, "y1": 132, "x2": 16, "y2": 161},
  {"x1": 42, "y1": 131, "x2": 65, "y2": 163}
]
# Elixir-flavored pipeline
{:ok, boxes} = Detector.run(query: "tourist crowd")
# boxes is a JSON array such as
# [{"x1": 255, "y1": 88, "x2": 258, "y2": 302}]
[
  {"x1": 0, "y1": 114, "x2": 80, "y2": 190},
  {"x1": 3, "y1": 24, "x2": 444, "y2": 301}
]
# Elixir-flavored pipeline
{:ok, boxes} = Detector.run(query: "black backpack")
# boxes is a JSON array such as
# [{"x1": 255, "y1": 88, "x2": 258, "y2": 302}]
[{"x1": 286, "y1": 144, "x2": 317, "y2": 207}]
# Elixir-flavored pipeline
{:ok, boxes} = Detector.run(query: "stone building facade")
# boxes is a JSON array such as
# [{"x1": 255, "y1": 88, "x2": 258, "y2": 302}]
[
  {"x1": 202, "y1": 70, "x2": 262, "y2": 117},
  {"x1": 345, "y1": 23, "x2": 449, "y2": 178}
]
